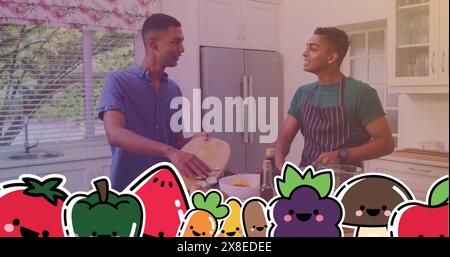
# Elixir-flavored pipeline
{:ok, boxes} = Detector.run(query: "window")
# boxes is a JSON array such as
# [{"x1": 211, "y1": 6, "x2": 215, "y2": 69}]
[
  {"x1": 342, "y1": 27, "x2": 399, "y2": 148},
  {"x1": 0, "y1": 24, "x2": 134, "y2": 147}
]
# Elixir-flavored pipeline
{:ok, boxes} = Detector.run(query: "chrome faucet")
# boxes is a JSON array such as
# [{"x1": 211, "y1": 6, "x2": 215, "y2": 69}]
[{"x1": 24, "y1": 115, "x2": 38, "y2": 153}]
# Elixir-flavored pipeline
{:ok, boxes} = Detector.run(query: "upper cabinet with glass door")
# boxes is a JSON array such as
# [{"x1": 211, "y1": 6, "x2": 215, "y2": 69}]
[{"x1": 388, "y1": 0, "x2": 449, "y2": 93}]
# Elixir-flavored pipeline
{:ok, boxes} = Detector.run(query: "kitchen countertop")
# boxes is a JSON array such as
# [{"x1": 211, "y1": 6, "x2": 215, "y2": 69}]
[
  {"x1": 377, "y1": 148, "x2": 449, "y2": 168},
  {"x1": 0, "y1": 141, "x2": 112, "y2": 170}
]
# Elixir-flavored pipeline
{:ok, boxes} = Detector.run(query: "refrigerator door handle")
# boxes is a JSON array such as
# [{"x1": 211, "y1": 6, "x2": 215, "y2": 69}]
[
  {"x1": 243, "y1": 75, "x2": 249, "y2": 144},
  {"x1": 248, "y1": 75, "x2": 254, "y2": 144},
  {"x1": 237, "y1": 24, "x2": 241, "y2": 41}
]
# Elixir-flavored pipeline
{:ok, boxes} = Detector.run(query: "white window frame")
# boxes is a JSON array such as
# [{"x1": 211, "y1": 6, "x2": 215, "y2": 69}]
[
  {"x1": 342, "y1": 27, "x2": 399, "y2": 148},
  {"x1": 0, "y1": 24, "x2": 140, "y2": 152}
]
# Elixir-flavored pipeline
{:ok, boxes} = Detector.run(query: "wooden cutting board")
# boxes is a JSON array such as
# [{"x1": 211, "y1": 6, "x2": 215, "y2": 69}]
[
  {"x1": 180, "y1": 137, "x2": 231, "y2": 191},
  {"x1": 392, "y1": 148, "x2": 449, "y2": 163}
]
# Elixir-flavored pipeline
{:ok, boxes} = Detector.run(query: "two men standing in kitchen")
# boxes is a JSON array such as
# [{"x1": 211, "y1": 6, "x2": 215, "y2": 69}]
[
  {"x1": 275, "y1": 27, "x2": 395, "y2": 169},
  {"x1": 98, "y1": 13, "x2": 210, "y2": 191},
  {"x1": 99, "y1": 13, "x2": 393, "y2": 190}
]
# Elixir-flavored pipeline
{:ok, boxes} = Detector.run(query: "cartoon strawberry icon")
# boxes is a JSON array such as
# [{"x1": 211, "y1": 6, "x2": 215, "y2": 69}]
[
  {"x1": 126, "y1": 162, "x2": 190, "y2": 237},
  {"x1": 0, "y1": 175, "x2": 69, "y2": 237}
]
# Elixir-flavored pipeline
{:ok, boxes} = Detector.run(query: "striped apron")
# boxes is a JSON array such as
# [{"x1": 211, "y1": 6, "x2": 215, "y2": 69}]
[{"x1": 299, "y1": 76, "x2": 363, "y2": 167}]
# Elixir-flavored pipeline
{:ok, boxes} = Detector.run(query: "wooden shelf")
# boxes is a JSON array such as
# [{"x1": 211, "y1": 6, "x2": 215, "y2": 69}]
[
  {"x1": 398, "y1": 2, "x2": 430, "y2": 11},
  {"x1": 397, "y1": 43, "x2": 429, "y2": 49},
  {"x1": 389, "y1": 84, "x2": 449, "y2": 94}
]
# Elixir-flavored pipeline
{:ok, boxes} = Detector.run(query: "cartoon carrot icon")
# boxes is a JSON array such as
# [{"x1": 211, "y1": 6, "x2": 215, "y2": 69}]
[{"x1": 177, "y1": 190, "x2": 229, "y2": 237}]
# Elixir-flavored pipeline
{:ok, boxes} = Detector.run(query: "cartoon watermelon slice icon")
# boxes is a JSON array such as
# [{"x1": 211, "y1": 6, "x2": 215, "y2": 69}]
[{"x1": 126, "y1": 162, "x2": 191, "y2": 237}]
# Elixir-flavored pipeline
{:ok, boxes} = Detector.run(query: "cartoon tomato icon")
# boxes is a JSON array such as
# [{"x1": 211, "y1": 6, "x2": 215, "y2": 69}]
[{"x1": 0, "y1": 175, "x2": 69, "y2": 237}]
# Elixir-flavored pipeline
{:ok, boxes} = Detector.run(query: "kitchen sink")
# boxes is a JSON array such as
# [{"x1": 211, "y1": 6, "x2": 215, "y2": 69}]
[{"x1": 7, "y1": 151, "x2": 64, "y2": 160}]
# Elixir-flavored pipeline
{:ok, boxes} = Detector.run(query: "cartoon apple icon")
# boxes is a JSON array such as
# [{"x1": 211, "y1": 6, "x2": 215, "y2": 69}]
[
  {"x1": 389, "y1": 176, "x2": 449, "y2": 237},
  {"x1": 63, "y1": 177, "x2": 144, "y2": 237}
]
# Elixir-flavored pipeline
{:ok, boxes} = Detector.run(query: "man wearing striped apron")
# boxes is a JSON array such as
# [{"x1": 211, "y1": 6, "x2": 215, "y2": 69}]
[{"x1": 275, "y1": 27, "x2": 395, "y2": 170}]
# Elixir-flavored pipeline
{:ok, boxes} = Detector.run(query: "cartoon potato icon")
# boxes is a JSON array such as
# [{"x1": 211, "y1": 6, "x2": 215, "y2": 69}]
[{"x1": 242, "y1": 198, "x2": 268, "y2": 237}]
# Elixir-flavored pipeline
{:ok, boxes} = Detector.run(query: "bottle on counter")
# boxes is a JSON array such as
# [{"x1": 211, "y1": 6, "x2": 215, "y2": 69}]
[
  {"x1": 259, "y1": 148, "x2": 279, "y2": 187},
  {"x1": 265, "y1": 148, "x2": 280, "y2": 175},
  {"x1": 260, "y1": 160, "x2": 274, "y2": 202}
]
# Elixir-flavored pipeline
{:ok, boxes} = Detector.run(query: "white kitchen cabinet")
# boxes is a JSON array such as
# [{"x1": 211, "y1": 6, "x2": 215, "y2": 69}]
[
  {"x1": 365, "y1": 158, "x2": 448, "y2": 201},
  {"x1": 86, "y1": 158, "x2": 112, "y2": 189},
  {"x1": 199, "y1": 0, "x2": 241, "y2": 48},
  {"x1": 438, "y1": 0, "x2": 449, "y2": 85},
  {"x1": 27, "y1": 161, "x2": 91, "y2": 193},
  {"x1": 388, "y1": 0, "x2": 449, "y2": 93},
  {"x1": 0, "y1": 167, "x2": 28, "y2": 185},
  {"x1": 0, "y1": 157, "x2": 112, "y2": 193},
  {"x1": 198, "y1": 0, "x2": 279, "y2": 50},
  {"x1": 241, "y1": 0, "x2": 279, "y2": 50}
]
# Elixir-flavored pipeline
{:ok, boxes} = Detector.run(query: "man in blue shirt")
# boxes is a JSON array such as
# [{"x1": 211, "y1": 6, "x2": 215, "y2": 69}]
[{"x1": 99, "y1": 13, "x2": 210, "y2": 191}]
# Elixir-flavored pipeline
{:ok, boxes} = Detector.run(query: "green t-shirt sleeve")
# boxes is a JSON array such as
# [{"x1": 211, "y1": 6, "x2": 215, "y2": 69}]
[
  {"x1": 287, "y1": 88, "x2": 302, "y2": 123},
  {"x1": 359, "y1": 88, "x2": 386, "y2": 126}
]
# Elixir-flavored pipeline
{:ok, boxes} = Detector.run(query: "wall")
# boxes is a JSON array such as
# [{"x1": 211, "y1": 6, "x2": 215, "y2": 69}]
[
  {"x1": 279, "y1": 0, "x2": 394, "y2": 163},
  {"x1": 399, "y1": 94, "x2": 449, "y2": 151},
  {"x1": 160, "y1": 0, "x2": 449, "y2": 162},
  {"x1": 161, "y1": 0, "x2": 200, "y2": 136}
]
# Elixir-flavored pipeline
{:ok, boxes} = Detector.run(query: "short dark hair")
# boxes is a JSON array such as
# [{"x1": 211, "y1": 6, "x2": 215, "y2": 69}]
[
  {"x1": 314, "y1": 27, "x2": 349, "y2": 62},
  {"x1": 141, "y1": 13, "x2": 181, "y2": 47}
]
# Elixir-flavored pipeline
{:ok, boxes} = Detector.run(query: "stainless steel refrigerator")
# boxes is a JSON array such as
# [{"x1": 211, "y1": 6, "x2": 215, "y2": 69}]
[{"x1": 200, "y1": 46, "x2": 283, "y2": 173}]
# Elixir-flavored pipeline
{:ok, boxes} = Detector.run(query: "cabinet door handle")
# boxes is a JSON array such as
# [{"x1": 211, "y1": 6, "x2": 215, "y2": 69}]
[
  {"x1": 442, "y1": 51, "x2": 446, "y2": 74},
  {"x1": 408, "y1": 167, "x2": 432, "y2": 173},
  {"x1": 243, "y1": 25, "x2": 246, "y2": 41},
  {"x1": 242, "y1": 75, "x2": 249, "y2": 144},
  {"x1": 237, "y1": 24, "x2": 241, "y2": 40},
  {"x1": 432, "y1": 51, "x2": 436, "y2": 74},
  {"x1": 248, "y1": 76, "x2": 254, "y2": 144}
]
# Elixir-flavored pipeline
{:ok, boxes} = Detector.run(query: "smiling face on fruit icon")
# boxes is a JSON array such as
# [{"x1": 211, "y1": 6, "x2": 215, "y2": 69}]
[
  {"x1": 335, "y1": 174, "x2": 414, "y2": 237},
  {"x1": 183, "y1": 210, "x2": 217, "y2": 237},
  {"x1": 389, "y1": 176, "x2": 449, "y2": 237},
  {"x1": 267, "y1": 164, "x2": 344, "y2": 237},
  {"x1": 242, "y1": 199, "x2": 269, "y2": 237},
  {"x1": 272, "y1": 186, "x2": 342, "y2": 237},
  {"x1": 0, "y1": 175, "x2": 68, "y2": 237},
  {"x1": 394, "y1": 202, "x2": 448, "y2": 237},
  {"x1": 217, "y1": 199, "x2": 244, "y2": 237},
  {"x1": 64, "y1": 178, "x2": 144, "y2": 237},
  {"x1": 127, "y1": 164, "x2": 190, "y2": 237},
  {"x1": 178, "y1": 190, "x2": 229, "y2": 237}
]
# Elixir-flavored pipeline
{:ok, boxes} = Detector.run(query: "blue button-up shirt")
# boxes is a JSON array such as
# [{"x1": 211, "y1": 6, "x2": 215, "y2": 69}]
[{"x1": 98, "y1": 64, "x2": 182, "y2": 191}]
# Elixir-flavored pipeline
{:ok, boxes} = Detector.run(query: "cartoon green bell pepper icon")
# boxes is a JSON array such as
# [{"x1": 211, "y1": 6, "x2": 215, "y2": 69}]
[{"x1": 63, "y1": 177, "x2": 144, "y2": 237}]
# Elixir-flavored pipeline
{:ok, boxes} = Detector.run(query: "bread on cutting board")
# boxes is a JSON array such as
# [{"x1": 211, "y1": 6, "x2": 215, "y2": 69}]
[{"x1": 180, "y1": 137, "x2": 231, "y2": 192}]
